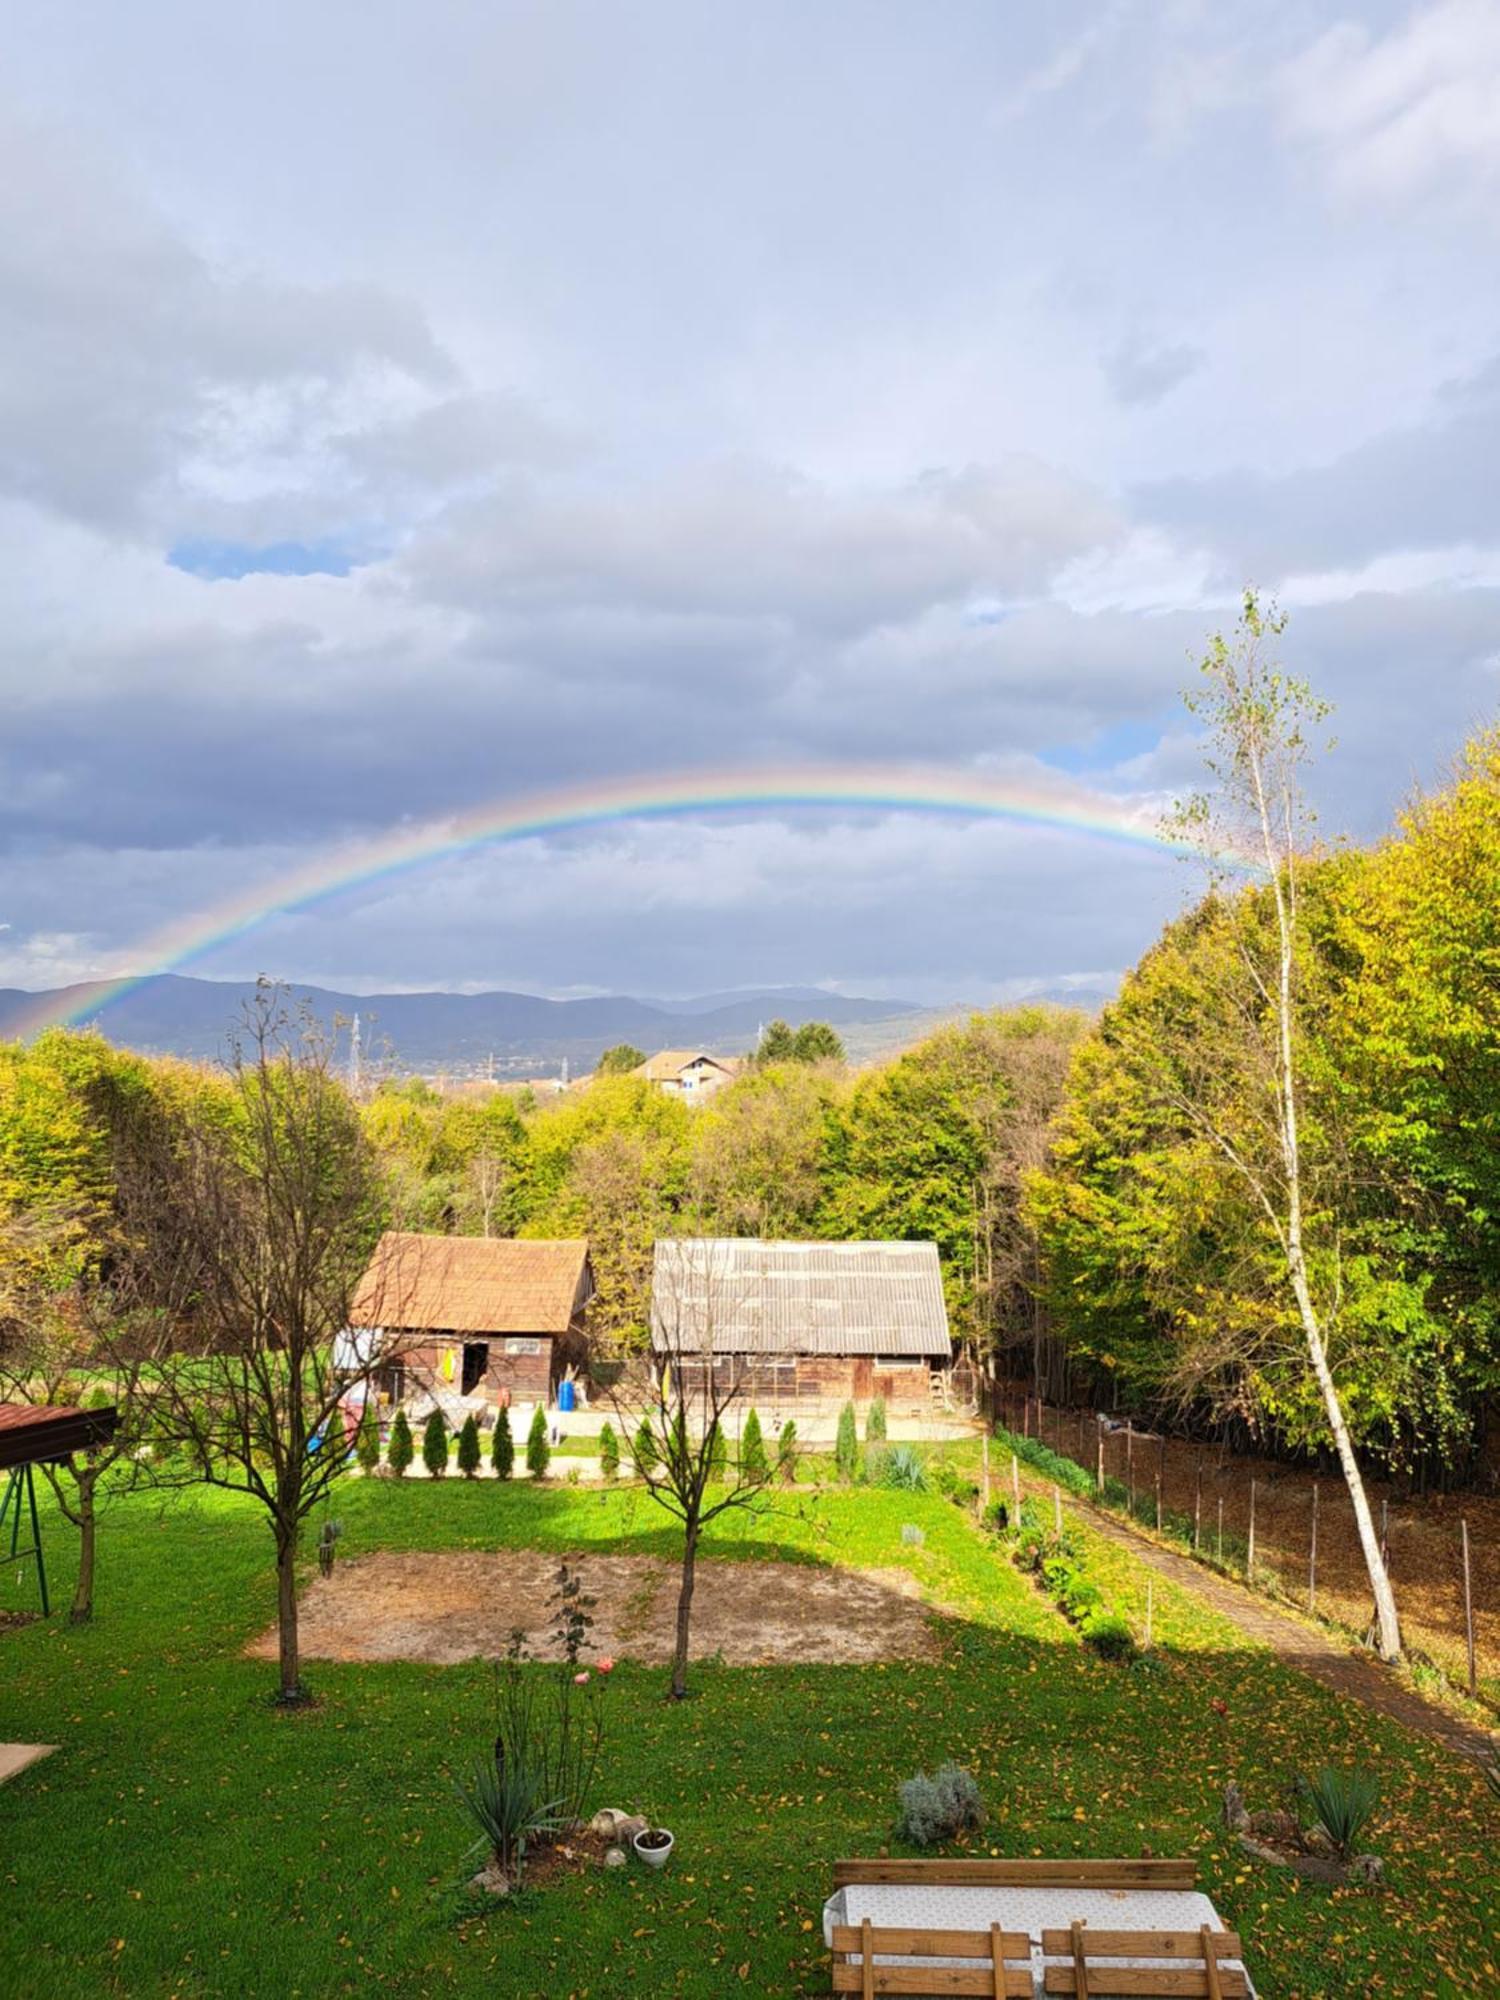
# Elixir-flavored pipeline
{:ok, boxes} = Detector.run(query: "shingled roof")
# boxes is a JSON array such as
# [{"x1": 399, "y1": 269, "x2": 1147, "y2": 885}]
[
  {"x1": 650, "y1": 1238, "x2": 950, "y2": 1357},
  {"x1": 349, "y1": 1232, "x2": 590, "y2": 1336}
]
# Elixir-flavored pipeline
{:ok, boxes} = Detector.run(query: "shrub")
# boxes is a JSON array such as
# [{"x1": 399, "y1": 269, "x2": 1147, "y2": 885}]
[
  {"x1": 422, "y1": 1410, "x2": 449, "y2": 1478},
  {"x1": 1081, "y1": 1611, "x2": 1136, "y2": 1660},
  {"x1": 491, "y1": 1405, "x2": 514, "y2": 1480},
  {"x1": 865, "y1": 1395, "x2": 887, "y2": 1443},
  {"x1": 387, "y1": 1409, "x2": 414, "y2": 1478},
  {"x1": 708, "y1": 1421, "x2": 728, "y2": 1480},
  {"x1": 777, "y1": 1419, "x2": 798, "y2": 1482},
  {"x1": 739, "y1": 1407, "x2": 768, "y2": 1480},
  {"x1": 598, "y1": 1421, "x2": 620, "y2": 1479},
  {"x1": 526, "y1": 1404, "x2": 551, "y2": 1479},
  {"x1": 1297, "y1": 1767, "x2": 1380, "y2": 1859},
  {"x1": 355, "y1": 1404, "x2": 381, "y2": 1474},
  {"x1": 634, "y1": 1417, "x2": 657, "y2": 1473},
  {"x1": 895, "y1": 1763, "x2": 985, "y2": 1846},
  {"x1": 835, "y1": 1401, "x2": 859, "y2": 1480},
  {"x1": 457, "y1": 1414, "x2": 482, "y2": 1479},
  {"x1": 881, "y1": 1444, "x2": 927, "y2": 1491},
  {"x1": 862, "y1": 1439, "x2": 891, "y2": 1485}
]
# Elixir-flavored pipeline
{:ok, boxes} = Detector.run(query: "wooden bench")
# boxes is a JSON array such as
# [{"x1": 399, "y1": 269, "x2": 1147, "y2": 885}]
[
  {"x1": 1040, "y1": 1923, "x2": 1247, "y2": 1997},
  {"x1": 830, "y1": 1918, "x2": 1031, "y2": 1996},
  {"x1": 832, "y1": 1861, "x2": 1199, "y2": 1891}
]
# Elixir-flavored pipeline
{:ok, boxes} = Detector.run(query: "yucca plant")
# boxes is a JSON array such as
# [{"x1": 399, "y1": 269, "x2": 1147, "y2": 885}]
[
  {"x1": 1296, "y1": 1766, "x2": 1380, "y2": 1858},
  {"x1": 454, "y1": 1743, "x2": 565, "y2": 1883},
  {"x1": 881, "y1": 1444, "x2": 927, "y2": 1492}
]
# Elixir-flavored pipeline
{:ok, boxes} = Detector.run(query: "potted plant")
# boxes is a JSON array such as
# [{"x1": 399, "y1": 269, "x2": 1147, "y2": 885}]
[{"x1": 633, "y1": 1825, "x2": 674, "y2": 1869}]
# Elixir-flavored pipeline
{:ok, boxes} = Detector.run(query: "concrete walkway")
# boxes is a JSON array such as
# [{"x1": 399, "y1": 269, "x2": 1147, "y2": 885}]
[{"x1": 1078, "y1": 1499, "x2": 1496, "y2": 1762}]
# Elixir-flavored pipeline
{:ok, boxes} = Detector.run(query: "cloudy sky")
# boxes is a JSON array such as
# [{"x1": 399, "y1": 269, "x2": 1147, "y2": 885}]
[{"x1": 3, "y1": 1, "x2": 1499, "y2": 1006}]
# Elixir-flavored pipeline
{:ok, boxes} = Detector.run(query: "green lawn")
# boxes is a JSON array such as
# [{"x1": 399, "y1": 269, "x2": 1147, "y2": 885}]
[{"x1": 1, "y1": 1469, "x2": 1495, "y2": 1999}]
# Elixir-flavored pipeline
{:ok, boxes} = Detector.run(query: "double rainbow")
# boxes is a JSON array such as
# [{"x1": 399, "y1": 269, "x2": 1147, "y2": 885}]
[{"x1": 12, "y1": 761, "x2": 1216, "y2": 1039}]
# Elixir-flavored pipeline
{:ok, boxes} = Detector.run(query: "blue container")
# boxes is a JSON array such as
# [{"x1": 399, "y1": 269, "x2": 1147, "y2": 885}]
[{"x1": 557, "y1": 1379, "x2": 576, "y2": 1413}]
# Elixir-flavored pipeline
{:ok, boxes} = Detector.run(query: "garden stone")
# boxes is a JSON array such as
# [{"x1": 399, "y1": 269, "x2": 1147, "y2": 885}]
[
  {"x1": 1348, "y1": 1853, "x2": 1385, "y2": 1885},
  {"x1": 1302, "y1": 1822, "x2": 1337, "y2": 1858},
  {"x1": 614, "y1": 1814, "x2": 648, "y2": 1844},
  {"x1": 1221, "y1": 1781, "x2": 1249, "y2": 1832},
  {"x1": 469, "y1": 1863, "x2": 511, "y2": 1898},
  {"x1": 604, "y1": 1846, "x2": 627, "y2": 1868}
]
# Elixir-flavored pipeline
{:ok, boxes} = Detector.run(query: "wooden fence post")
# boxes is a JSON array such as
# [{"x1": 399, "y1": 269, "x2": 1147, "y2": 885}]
[
  {"x1": 1096, "y1": 1420, "x2": 1104, "y2": 1494},
  {"x1": 1247, "y1": 1478, "x2": 1257, "y2": 1583},
  {"x1": 1126, "y1": 1424, "x2": 1135, "y2": 1512},
  {"x1": 1144, "y1": 1577, "x2": 1154, "y2": 1650},
  {"x1": 1462, "y1": 1517, "x2": 1477, "y2": 1698},
  {"x1": 1308, "y1": 1481, "x2": 1319, "y2": 1614},
  {"x1": 1155, "y1": 1465, "x2": 1163, "y2": 1533},
  {"x1": 1193, "y1": 1457, "x2": 1202, "y2": 1554},
  {"x1": 1011, "y1": 1452, "x2": 1022, "y2": 1519},
  {"x1": 1216, "y1": 1497, "x2": 1223, "y2": 1566},
  {"x1": 981, "y1": 1433, "x2": 991, "y2": 1510}
]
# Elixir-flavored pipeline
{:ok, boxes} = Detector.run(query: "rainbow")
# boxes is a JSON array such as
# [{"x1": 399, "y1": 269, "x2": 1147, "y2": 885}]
[{"x1": 11, "y1": 761, "x2": 1235, "y2": 1038}]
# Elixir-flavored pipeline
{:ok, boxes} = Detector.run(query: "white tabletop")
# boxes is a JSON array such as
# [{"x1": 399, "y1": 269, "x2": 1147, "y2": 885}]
[{"x1": 823, "y1": 1882, "x2": 1255, "y2": 1996}]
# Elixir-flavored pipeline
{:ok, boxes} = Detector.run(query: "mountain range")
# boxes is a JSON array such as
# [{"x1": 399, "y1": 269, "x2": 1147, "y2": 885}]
[{"x1": 0, "y1": 974, "x2": 929, "y2": 1073}]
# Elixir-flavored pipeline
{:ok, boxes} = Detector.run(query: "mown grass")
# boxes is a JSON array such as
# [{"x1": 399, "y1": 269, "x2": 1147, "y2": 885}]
[{"x1": 1, "y1": 1466, "x2": 1495, "y2": 1998}]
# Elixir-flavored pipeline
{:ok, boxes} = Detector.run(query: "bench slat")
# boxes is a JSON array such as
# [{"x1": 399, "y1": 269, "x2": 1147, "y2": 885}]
[
  {"x1": 832, "y1": 1966, "x2": 1033, "y2": 1996},
  {"x1": 1042, "y1": 1971, "x2": 1248, "y2": 1998},
  {"x1": 832, "y1": 1927, "x2": 1031, "y2": 1959},
  {"x1": 833, "y1": 1859, "x2": 1196, "y2": 1890},
  {"x1": 1039, "y1": 1932, "x2": 1241, "y2": 1959}
]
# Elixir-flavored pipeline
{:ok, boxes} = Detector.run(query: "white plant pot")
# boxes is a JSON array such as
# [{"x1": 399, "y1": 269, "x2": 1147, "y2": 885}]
[{"x1": 633, "y1": 1828, "x2": 674, "y2": 1869}]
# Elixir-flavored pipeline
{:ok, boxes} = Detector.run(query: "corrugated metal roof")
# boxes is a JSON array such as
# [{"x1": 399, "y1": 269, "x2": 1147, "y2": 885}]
[
  {"x1": 650, "y1": 1238, "x2": 950, "y2": 1357},
  {"x1": 350, "y1": 1232, "x2": 590, "y2": 1335}
]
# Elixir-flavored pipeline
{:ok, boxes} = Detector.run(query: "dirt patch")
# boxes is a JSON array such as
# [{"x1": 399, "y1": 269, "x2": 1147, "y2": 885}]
[{"x1": 248, "y1": 1550, "x2": 943, "y2": 1668}]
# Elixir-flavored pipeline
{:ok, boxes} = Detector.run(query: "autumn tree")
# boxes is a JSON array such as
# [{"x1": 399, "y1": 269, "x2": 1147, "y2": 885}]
[{"x1": 597, "y1": 1044, "x2": 646, "y2": 1075}]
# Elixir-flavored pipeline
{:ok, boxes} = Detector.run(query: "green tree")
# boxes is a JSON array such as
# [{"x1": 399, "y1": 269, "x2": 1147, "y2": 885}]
[
  {"x1": 355, "y1": 1404, "x2": 381, "y2": 1474},
  {"x1": 456, "y1": 1413, "x2": 481, "y2": 1479},
  {"x1": 388, "y1": 1408, "x2": 414, "y2": 1478},
  {"x1": 597, "y1": 1044, "x2": 646, "y2": 1075},
  {"x1": 865, "y1": 1394, "x2": 887, "y2": 1443},
  {"x1": 526, "y1": 1404, "x2": 551, "y2": 1478},
  {"x1": 634, "y1": 1415, "x2": 657, "y2": 1472},
  {"x1": 598, "y1": 1420, "x2": 620, "y2": 1478},
  {"x1": 490, "y1": 1404, "x2": 514, "y2": 1479},
  {"x1": 708, "y1": 1420, "x2": 728, "y2": 1480},
  {"x1": 739, "y1": 1407, "x2": 768, "y2": 1480},
  {"x1": 791, "y1": 1020, "x2": 845, "y2": 1063},
  {"x1": 777, "y1": 1418, "x2": 798, "y2": 1482},
  {"x1": 422, "y1": 1409, "x2": 449, "y2": 1478},
  {"x1": 835, "y1": 1400, "x2": 858, "y2": 1481}
]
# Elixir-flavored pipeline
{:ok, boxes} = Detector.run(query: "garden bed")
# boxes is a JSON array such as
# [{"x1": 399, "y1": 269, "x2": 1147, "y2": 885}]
[{"x1": 247, "y1": 1548, "x2": 943, "y2": 1667}]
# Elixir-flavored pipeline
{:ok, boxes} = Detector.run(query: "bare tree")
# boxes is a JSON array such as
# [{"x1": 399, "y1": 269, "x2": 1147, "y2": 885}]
[
  {"x1": 126, "y1": 986, "x2": 407, "y2": 1703},
  {"x1": 618, "y1": 1238, "x2": 772, "y2": 1698},
  {"x1": 1149, "y1": 594, "x2": 1400, "y2": 1660}
]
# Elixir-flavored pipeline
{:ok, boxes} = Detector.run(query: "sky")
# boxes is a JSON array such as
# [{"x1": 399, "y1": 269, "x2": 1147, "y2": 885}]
[{"x1": 3, "y1": 0, "x2": 1499, "y2": 1008}]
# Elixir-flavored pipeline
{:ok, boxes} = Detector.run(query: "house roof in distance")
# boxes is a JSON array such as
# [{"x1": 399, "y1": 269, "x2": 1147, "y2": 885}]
[
  {"x1": 633, "y1": 1048, "x2": 740, "y2": 1082},
  {"x1": 350, "y1": 1232, "x2": 590, "y2": 1336},
  {"x1": 650, "y1": 1237, "x2": 950, "y2": 1357}
]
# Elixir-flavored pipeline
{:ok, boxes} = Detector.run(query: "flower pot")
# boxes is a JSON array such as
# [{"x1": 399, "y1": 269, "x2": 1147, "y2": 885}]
[{"x1": 633, "y1": 1827, "x2": 674, "y2": 1869}]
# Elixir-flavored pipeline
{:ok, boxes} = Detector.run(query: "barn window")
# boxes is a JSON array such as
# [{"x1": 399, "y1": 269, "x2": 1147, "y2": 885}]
[{"x1": 503, "y1": 1337, "x2": 544, "y2": 1356}]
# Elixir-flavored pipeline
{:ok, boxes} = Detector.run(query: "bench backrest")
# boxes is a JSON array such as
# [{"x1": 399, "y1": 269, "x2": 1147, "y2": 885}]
[
  {"x1": 1039, "y1": 1923, "x2": 1247, "y2": 1998},
  {"x1": 830, "y1": 1919, "x2": 1032, "y2": 1997},
  {"x1": 832, "y1": 1859, "x2": 1198, "y2": 1892}
]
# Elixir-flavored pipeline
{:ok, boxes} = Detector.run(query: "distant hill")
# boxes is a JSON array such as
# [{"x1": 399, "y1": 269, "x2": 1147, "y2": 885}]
[{"x1": 0, "y1": 975, "x2": 923, "y2": 1075}]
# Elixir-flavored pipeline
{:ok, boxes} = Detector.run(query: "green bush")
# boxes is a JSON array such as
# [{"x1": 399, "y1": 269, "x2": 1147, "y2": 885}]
[
  {"x1": 526, "y1": 1405, "x2": 551, "y2": 1479},
  {"x1": 835, "y1": 1401, "x2": 859, "y2": 1481},
  {"x1": 777, "y1": 1419, "x2": 798, "y2": 1482},
  {"x1": 865, "y1": 1395, "x2": 887, "y2": 1443},
  {"x1": 634, "y1": 1417, "x2": 657, "y2": 1473},
  {"x1": 880, "y1": 1444, "x2": 926, "y2": 1491},
  {"x1": 456, "y1": 1414, "x2": 482, "y2": 1479},
  {"x1": 355, "y1": 1404, "x2": 381, "y2": 1474},
  {"x1": 895, "y1": 1763, "x2": 985, "y2": 1845},
  {"x1": 388, "y1": 1409, "x2": 413, "y2": 1478},
  {"x1": 862, "y1": 1439, "x2": 891, "y2": 1485},
  {"x1": 1081, "y1": 1611, "x2": 1136, "y2": 1660},
  {"x1": 598, "y1": 1421, "x2": 620, "y2": 1479},
  {"x1": 422, "y1": 1410, "x2": 449, "y2": 1478},
  {"x1": 491, "y1": 1405, "x2": 514, "y2": 1480},
  {"x1": 708, "y1": 1422, "x2": 728, "y2": 1480},
  {"x1": 1297, "y1": 1767, "x2": 1380, "y2": 1859},
  {"x1": 739, "y1": 1407, "x2": 768, "y2": 1480}
]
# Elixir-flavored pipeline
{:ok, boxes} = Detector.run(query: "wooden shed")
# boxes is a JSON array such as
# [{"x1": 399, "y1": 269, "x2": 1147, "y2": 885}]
[
  {"x1": 650, "y1": 1237, "x2": 951, "y2": 1406},
  {"x1": 348, "y1": 1232, "x2": 592, "y2": 1408}
]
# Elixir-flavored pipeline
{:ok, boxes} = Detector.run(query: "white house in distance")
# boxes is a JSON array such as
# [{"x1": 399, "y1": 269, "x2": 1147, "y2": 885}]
[{"x1": 633, "y1": 1049, "x2": 741, "y2": 1101}]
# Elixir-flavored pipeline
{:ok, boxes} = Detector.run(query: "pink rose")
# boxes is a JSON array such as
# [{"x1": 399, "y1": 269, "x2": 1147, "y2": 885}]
[
  {"x1": 597, "y1": 1657, "x2": 615, "y2": 1674},
  {"x1": 574, "y1": 1670, "x2": 590, "y2": 1684}
]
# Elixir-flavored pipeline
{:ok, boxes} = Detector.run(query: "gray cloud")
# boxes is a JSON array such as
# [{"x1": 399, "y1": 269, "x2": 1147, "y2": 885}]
[{"x1": 1102, "y1": 332, "x2": 1205, "y2": 407}]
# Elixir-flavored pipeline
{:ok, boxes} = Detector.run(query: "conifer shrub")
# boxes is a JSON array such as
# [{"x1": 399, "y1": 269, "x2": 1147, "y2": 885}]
[
  {"x1": 457, "y1": 1413, "x2": 482, "y2": 1479},
  {"x1": 835, "y1": 1400, "x2": 858, "y2": 1480},
  {"x1": 491, "y1": 1404, "x2": 514, "y2": 1479},
  {"x1": 708, "y1": 1421, "x2": 727, "y2": 1480},
  {"x1": 355, "y1": 1404, "x2": 381, "y2": 1474},
  {"x1": 739, "y1": 1407, "x2": 768, "y2": 1480},
  {"x1": 634, "y1": 1416, "x2": 657, "y2": 1473},
  {"x1": 423, "y1": 1410, "x2": 449, "y2": 1478},
  {"x1": 598, "y1": 1421, "x2": 620, "y2": 1478},
  {"x1": 777, "y1": 1419, "x2": 798, "y2": 1482},
  {"x1": 865, "y1": 1394, "x2": 887, "y2": 1443},
  {"x1": 526, "y1": 1404, "x2": 551, "y2": 1479},
  {"x1": 388, "y1": 1408, "x2": 414, "y2": 1478}
]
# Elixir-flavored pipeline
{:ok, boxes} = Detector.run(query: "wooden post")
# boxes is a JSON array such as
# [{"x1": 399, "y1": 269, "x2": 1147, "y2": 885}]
[
  {"x1": 1308, "y1": 1481, "x2": 1319, "y2": 1613},
  {"x1": 1126, "y1": 1424, "x2": 1135, "y2": 1512},
  {"x1": 1155, "y1": 1465, "x2": 1163, "y2": 1533},
  {"x1": 1247, "y1": 1478, "x2": 1256, "y2": 1583},
  {"x1": 1145, "y1": 1577, "x2": 1154, "y2": 1650},
  {"x1": 1095, "y1": 1419, "x2": 1104, "y2": 1494},
  {"x1": 1193, "y1": 1457, "x2": 1202, "y2": 1554},
  {"x1": 1053, "y1": 1484, "x2": 1063, "y2": 1538},
  {"x1": 1216, "y1": 1496, "x2": 1223, "y2": 1566},
  {"x1": 1461, "y1": 1517, "x2": 1477, "y2": 1698},
  {"x1": 1011, "y1": 1451, "x2": 1022, "y2": 1519}
]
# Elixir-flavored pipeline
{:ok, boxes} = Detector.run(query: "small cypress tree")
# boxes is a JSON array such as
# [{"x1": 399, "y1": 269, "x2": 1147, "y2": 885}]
[
  {"x1": 456, "y1": 1413, "x2": 481, "y2": 1479},
  {"x1": 388, "y1": 1408, "x2": 414, "y2": 1479},
  {"x1": 526, "y1": 1404, "x2": 551, "y2": 1479},
  {"x1": 422, "y1": 1409, "x2": 449, "y2": 1479},
  {"x1": 740, "y1": 1406, "x2": 768, "y2": 1480},
  {"x1": 835, "y1": 1399, "x2": 858, "y2": 1481},
  {"x1": 778, "y1": 1418, "x2": 798, "y2": 1482},
  {"x1": 634, "y1": 1416, "x2": 657, "y2": 1473},
  {"x1": 355, "y1": 1403, "x2": 381, "y2": 1474},
  {"x1": 708, "y1": 1420, "x2": 728, "y2": 1481},
  {"x1": 598, "y1": 1421, "x2": 620, "y2": 1479},
  {"x1": 866, "y1": 1394, "x2": 887, "y2": 1443},
  {"x1": 491, "y1": 1404, "x2": 514, "y2": 1480}
]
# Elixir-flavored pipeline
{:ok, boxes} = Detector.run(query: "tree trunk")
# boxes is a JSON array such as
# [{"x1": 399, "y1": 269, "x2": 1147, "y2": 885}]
[
  {"x1": 69, "y1": 1465, "x2": 97, "y2": 1625},
  {"x1": 670, "y1": 1522, "x2": 700, "y2": 1699},
  {"x1": 275, "y1": 1521, "x2": 306, "y2": 1703}
]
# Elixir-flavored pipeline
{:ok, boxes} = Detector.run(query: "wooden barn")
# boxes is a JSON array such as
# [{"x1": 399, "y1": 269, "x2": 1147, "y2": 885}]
[
  {"x1": 650, "y1": 1237, "x2": 951, "y2": 1407},
  {"x1": 348, "y1": 1232, "x2": 592, "y2": 1409}
]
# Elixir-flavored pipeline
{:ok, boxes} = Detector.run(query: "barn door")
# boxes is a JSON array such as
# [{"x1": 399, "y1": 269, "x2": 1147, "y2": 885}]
[{"x1": 852, "y1": 1356, "x2": 874, "y2": 1401}]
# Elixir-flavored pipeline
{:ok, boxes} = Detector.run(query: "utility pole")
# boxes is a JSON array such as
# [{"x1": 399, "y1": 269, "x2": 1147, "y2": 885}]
[{"x1": 348, "y1": 1012, "x2": 362, "y2": 1095}]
